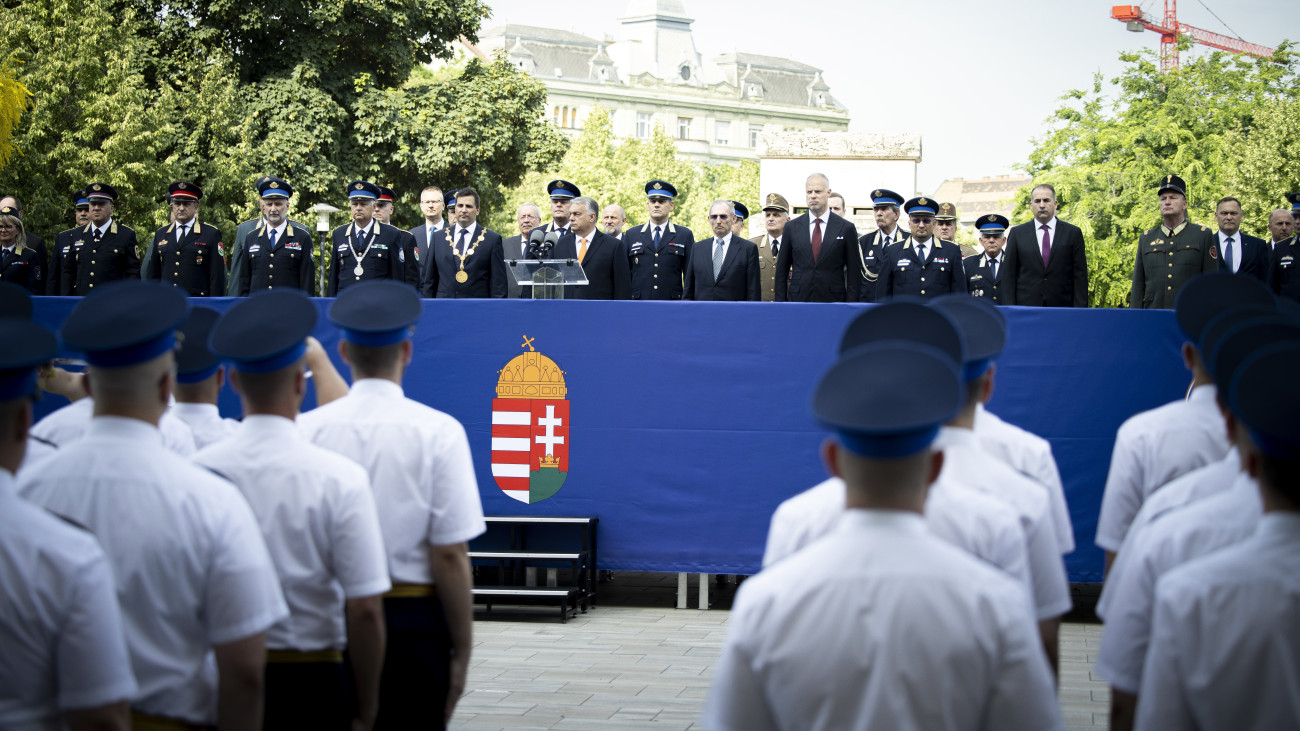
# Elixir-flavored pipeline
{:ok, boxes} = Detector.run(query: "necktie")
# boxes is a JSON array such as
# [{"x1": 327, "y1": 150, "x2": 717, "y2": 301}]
[
  {"x1": 653, "y1": 226, "x2": 662, "y2": 252},
  {"x1": 713, "y1": 238, "x2": 725, "y2": 281},
  {"x1": 811, "y1": 218, "x2": 823, "y2": 261},
  {"x1": 93, "y1": 228, "x2": 102, "y2": 243},
  {"x1": 882, "y1": 234, "x2": 891, "y2": 249},
  {"x1": 1223, "y1": 237, "x2": 1235, "y2": 272},
  {"x1": 457, "y1": 229, "x2": 468, "y2": 256},
  {"x1": 988, "y1": 256, "x2": 998, "y2": 279},
  {"x1": 771, "y1": 237, "x2": 780, "y2": 257},
  {"x1": 916, "y1": 242, "x2": 927, "y2": 264},
  {"x1": 177, "y1": 224, "x2": 189, "y2": 244},
  {"x1": 356, "y1": 229, "x2": 366, "y2": 251},
  {"x1": 268, "y1": 228, "x2": 278, "y2": 249},
  {"x1": 1040, "y1": 225, "x2": 1051, "y2": 265},
  {"x1": 578, "y1": 237, "x2": 588, "y2": 261}
]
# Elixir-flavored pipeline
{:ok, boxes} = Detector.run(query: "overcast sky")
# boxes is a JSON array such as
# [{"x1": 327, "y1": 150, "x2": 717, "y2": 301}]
[{"x1": 482, "y1": 0, "x2": 1292, "y2": 193}]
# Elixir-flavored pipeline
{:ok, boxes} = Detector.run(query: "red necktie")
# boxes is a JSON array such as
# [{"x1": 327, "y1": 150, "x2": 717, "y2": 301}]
[
  {"x1": 811, "y1": 218, "x2": 823, "y2": 261},
  {"x1": 1040, "y1": 225, "x2": 1051, "y2": 265}
]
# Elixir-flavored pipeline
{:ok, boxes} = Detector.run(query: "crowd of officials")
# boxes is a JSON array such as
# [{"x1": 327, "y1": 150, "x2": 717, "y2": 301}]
[{"x1": 4, "y1": 172, "x2": 1299, "y2": 306}]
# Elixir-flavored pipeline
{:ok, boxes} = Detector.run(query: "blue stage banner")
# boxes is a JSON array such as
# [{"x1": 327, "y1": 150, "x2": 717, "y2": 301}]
[{"x1": 30, "y1": 298, "x2": 1189, "y2": 583}]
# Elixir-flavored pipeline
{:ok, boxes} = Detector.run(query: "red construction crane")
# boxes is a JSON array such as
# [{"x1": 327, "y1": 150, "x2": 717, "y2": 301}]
[{"x1": 1111, "y1": 1, "x2": 1276, "y2": 71}]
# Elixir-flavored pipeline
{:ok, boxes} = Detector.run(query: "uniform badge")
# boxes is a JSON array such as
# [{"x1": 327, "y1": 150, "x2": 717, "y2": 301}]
[
  {"x1": 1210, "y1": 245, "x2": 1217, "y2": 259},
  {"x1": 398, "y1": 247, "x2": 405, "y2": 263},
  {"x1": 491, "y1": 335, "x2": 570, "y2": 504},
  {"x1": 269, "y1": 181, "x2": 279, "y2": 189},
  {"x1": 249, "y1": 245, "x2": 261, "y2": 253},
  {"x1": 353, "y1": 183, "x2": 363, "y2": 190},
  {"x1": 652, "y1": 182, "x2": 663, "y2": 190}
]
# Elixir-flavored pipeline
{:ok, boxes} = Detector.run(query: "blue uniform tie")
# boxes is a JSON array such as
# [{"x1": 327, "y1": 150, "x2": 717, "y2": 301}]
[{"x1": 653, "y1": 226, "x2": 662, "y2": 252}]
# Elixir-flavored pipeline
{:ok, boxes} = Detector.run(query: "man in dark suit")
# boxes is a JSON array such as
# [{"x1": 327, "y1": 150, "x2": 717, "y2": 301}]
[
  {"x1": 327, "y1": 181, "x2": 410, "y2": 296},
  {"x1": 226, "y1": 176, "x2": 314, "y2": 294},
  {"x1": 856, "y1": 188, "x2": 909, "y2": 303},
  {"x1": 774, "y1": 173, "x2": 860, "y2": 302},
  {"x1": 374, "y1": 185, "x2": 420, "y2": 288},
  {"x1": 232, "y1": 177, "x2": 316, "y2": 296},
  {"x1": 964, "y1": 214, "x2": 1009, "y2": 304},
  {"x1": 625, "y1": 180, "x2": 693, "y2": 301},
  {"x1": 685, "y1": 200, "x2": 760, "y2": 301},
  {"x1": 504, "y1": 202, "x2": 542, "y2": 298},
  {"x1": 1213, "y1": 197, "x2": 1267, "y2": 282},
  {"x1": 48, "y1": 189, "x2": 91, "y2": 295},
  {"x1": 144, "y1": 181, "x2": 226, "y2": 296},
  {"x1": 1002, "y1": 183, "x2": 1089, "y2": 307},
  {"x1": 409, "y1": 185, "x2": 447, "y2": 263},
  {"x1": 876, "y1": 197, "x2": 966, "y2": 299},
  {"x1": 420, "y1": 187, "x2": 507, "y2": 299},
  {"x1": 751, "y1": 193, "x2": 790, "y2": 302},
  {"x1": 61, "y1": 182, "x2": 140, "y2": 295},
  {"x1": 552, "y1": 197, "x2": 630, "y2": 300}
]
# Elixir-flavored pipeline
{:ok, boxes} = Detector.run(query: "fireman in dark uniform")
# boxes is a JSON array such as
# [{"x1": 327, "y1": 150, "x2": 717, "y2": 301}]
[
  {"x1": 1130, "y1": 174, "x2": 1218, "y2": 309},
  {"x1": 48, "y1": 190, "x2": 91, "y2": 295},
  {"x1": 233, "y1": 177, "x2": 316, "y2": 296},
  {"x1": 61, "y1": 183, "x2": 140, "y2": 295},
  {"x1": 374, "y1": 185, "x2": 421, "y2": 288},
  {"x1": 327, "y1": 181, "x2": 408, "y2": 296},
  {"x1": 625, "y1": 180, "x2": 694, "y2": 300},
  {"x1": 144, "y1": 181, "x2": 225, "y2": 296},
  {"x1": 964, "y1": 214, "x2": 1009, "y2": 304}
]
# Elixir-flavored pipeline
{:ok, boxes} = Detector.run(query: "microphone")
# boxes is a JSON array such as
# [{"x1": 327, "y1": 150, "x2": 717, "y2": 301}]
[{"x1": 535, "y1": 230, "x2": 559, "y2": 259}]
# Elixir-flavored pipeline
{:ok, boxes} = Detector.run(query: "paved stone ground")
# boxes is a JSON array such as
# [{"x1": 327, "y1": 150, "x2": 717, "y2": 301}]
[{"x1": 452, "y1": 572, "x2": 1110, "y2": 730}]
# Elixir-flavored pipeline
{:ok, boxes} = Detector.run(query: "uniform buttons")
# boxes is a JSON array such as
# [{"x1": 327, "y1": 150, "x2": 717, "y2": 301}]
[
  {"x1": 88, "y1": 283, "x2": 94, "y2": 288},
  {"x1": 653, "y1": 274, "x2": 658, "y2": 278},
  {"x1": 654, "y1": 263, "x2": 658, "y2": 268},
  {"x1": 921, "y1": 290, "x2": 926, "y2": 295},
  {"x1": 90, "y1": 272, "x2": 95, "y2": 276},
  {"x1": 1167, "y1": 286, "x2": 1172, "y2": 290},
  {"x1": 270, "y1": 264, "x2": 274, "y2": 269},
  {"x1": 653, "y1": 285, "x2": 658, "y2": 290},
  {"x1": 1168, "y1": 274, "x2": 1172, "y2": 278},
  {"x1": 267, "y1": 286, "x2": 273, "y2": 289}
]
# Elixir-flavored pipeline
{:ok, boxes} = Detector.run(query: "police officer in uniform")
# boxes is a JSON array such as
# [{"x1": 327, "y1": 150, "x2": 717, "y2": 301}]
[
  {"x1": 0, "y1": 317, "x2": 137, "y2": 730},
  {"x1": 327, "y1": 181, "x2": 408, "y2": 296},
  {"x1": 232, "y1": 177, "x2": 316, "y2": 296},
  {"x1": 199, "y1": 290, "x2": 390, "y2": 731},
  {"x1": 374, "y1": 185, "x2": 421, "y2": 288},
  {"x1": 0, "y1": 209, "x2": 42, "y2": 295},
  {"x1": 856, "y1": 189, "x2": 909, "y2": 303},
  {"x1": 48, "y1": 189, "x2": 91, "y2": 295},
  {"x1": 298, "y1": 281, "x2": 486, "y2": 731},
  {"x1": 19, "y1": 281, "x2": 288, "y2": 730},
  {"x1": 625, "y1": 180, "x2": 694, "y2": 300},
  {"x1": 730, "y1": 201, "x2": 749, "y2": 239},
  {"x1": 0, "y1": 194, "x2": 48, "y2": 293},
  {"x1": 749, "y1": 193, "x2": 789, "y2": 302},
  {"x1": 144, "y1": 181, "x2": 226, "y2": 296},
  {"x1": 1267, "y1": 200, "x2": 1300, "y2": 302},
  {"x1": 965, "y1": 214, "x2": 1009, "y2": 304},
  {"x1": 541, "y1": 180, "x2": 579, "y2": 236},
  {"x1": 876, "y1": 197, "x2": 966, "y2": 299},
  {"x1": 1130, "y1": 174, "x2": 1218, "y2": 309},
  {"x1": 60, "y1": 183, "x2": 140, "y2": 295},
  {"x1": 228, "y1": 176, "x2": 315, "y2": 294}
]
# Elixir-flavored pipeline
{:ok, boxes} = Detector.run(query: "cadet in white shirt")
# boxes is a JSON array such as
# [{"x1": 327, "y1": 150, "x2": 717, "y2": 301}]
[
  {"x1": 1095, "y1": 274, "x2": 1274, "y2": 568},
  {"x1": 172, "y1": 306, "x2": 238, "y2": 449},
  {"x1": 1137, "y1": 343, "x2": 1300, "y2": 730},
  {"x1": 706, "y1": 341, "x2": 1061, "y2": 731},
  {"x1": 298, "y1": 280, "x2": 486, "y2": 731},
  {"x1": 0, "y1": 318, "x2": 137, "y2": 731},
  {"x1": 31, "y1": 391, "x2": 198, "y2": 454},
  {"x1": 19, "y1": 282, "x2": 288, "y2": 730},
  {"x1": 974, "y1": 402, "x2": 1074, "y2": 554},
  {"x1": 198, "y1": 290, "x2": 391, "y2": 731}
]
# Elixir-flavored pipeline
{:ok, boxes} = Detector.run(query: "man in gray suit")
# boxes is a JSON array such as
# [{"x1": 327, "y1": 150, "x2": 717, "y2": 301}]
[{"x1": 504, "y1": 203, "x2": 542, "y2": 298}]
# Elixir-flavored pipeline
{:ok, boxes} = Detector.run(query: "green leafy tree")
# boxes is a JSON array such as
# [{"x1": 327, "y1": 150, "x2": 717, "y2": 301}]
[
  {"x1": 1222, "y1": 96, "x2": 1300, "y2": 228},
  {"x1": 1018, "y1": 40, "x2": 1299, "y2": 307},
  {"x1": 0, "y1": 59, "x2": 31, "y2": 167}
]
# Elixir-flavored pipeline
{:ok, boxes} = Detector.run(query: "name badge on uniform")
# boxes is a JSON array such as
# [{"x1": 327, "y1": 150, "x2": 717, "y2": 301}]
[{"x1": 249, "y1": 245, "x2": 261, "y2": 253}]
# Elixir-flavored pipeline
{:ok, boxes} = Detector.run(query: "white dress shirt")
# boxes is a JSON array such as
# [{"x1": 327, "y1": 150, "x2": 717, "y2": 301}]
[
  {"x1": 1094, "y1": 472, "x2": 1260, "y2": 694},
  {"x1": 170, "y1": 402, "x2": 238, "y2": 450},
  {"x1": 1137, "y1": 512, "x2": 1300, "y2": 730},
  {"x1": 807, "y1": 212, "x2": 828, "y2": 244},
  {"x1": 297, "y1": 379, "x2": 486, "y2": 584},
  {"x1": 1217, "y1": 230, "x2": 1242, "y2": 273},
  {"x1": 1037, "y1": 217, "x2": 1059, "y2": 256},
  {"x1": 265, "y1": 221, "x2": 287, "y2": 244},
  {"x1": 31, "y1": 396, "x2": 197, "y2": 455},
  {"x1": 195, "y1": 415, "x2": 390, "y2": 650},
  {"x1": 1095, "y1": 384, "x2": 1229, "y2": 552},
  {"x1": 19, "y1": 436, "x2": 57, "y2": 475},
  {"x1": 707, "y1": 510, "x2": 1061, "y2": 731},
  {"x1": 974, "y1": 404, "x2": 1074, "y2": 554},
  {"x1": 0, "y1": 469, "x2": 137, "y2": 729},
  {"x1": 18, "y1": 417, "x2": 287, "y2": 724}
]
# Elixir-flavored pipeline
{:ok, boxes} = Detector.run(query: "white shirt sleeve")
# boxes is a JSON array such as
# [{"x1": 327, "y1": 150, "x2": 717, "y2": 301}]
[
  {"x1": 331, "y1": 475, "x2": 393, "y2": 599},
  {"x1": 1025, "y1": 517, "x2": 1072, "y2": 620},
  {"x1": 203, "y1": 493, "x2": 289, "y2": 645},
  {"x1": 702, "y1": 597, "x2": 781, "y2": 731},
  {"x1": 1135, "y1": 586, "x2": 1195, "y2": 730},
  {"x1": 426, "y1": 420, "x2": 486, "y2": 547},
  {"x1": 984, "y1": 591, "x2": 1066, "y2": 730},
  {"x1": 56, "y1": 548, "x2": 138, "y2": 711},
  {"x1": 1096, "y1": 424, "x2": 1146, "y2": 551}
]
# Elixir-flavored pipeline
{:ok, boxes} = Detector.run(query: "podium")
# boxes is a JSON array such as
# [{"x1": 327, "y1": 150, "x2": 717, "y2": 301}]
[{"x1": 507, "y1": 260, "x2": 588, "y2": 299}]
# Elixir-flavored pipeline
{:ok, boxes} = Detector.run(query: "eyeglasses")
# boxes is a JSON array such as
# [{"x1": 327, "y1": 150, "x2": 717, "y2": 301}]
[{"x1": 708, "y1": 214, "x2": 733, "y2": 221}]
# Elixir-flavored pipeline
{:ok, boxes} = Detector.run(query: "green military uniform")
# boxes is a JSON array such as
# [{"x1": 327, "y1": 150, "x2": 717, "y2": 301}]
[{"x1": 1130, "y1": 220, "x2": 1218, "y2": 309}]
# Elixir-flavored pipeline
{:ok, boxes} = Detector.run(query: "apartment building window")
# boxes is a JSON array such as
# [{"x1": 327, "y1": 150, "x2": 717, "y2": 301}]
[
  {"x1": 677, "y1": 117, "x2": 692, "y2": 140},
  {"x1": 637, "y1": 113, "x2": 651, "y2": 138},
  {"x1": 715, "y1": 121, "x2": 731, "y2": 146},
  {"x1": 749, "y1": 125, "x2": 761, "y2": 147}
]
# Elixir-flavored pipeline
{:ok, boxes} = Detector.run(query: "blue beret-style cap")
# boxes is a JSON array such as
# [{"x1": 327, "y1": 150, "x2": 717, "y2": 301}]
[
  {"x1": 210, "y1": 290, "x2": 317, "y2": 374},
  {"x1": 329, "y1": 280, "x2": 422, "y2": 347},
  {"x1": 870, "y1": 189, "x2": 904, "y2": 208},
  {"x1": 84, "y1": 182, "x2": 117, "y2": 202},
  {"x1": 1230, "y1": 343, "x2": 1300, "y2": 459},
  {"x1": 61, "y1": 281, "x2": 188, "y2": 368},
  {"x1": 176, "y1": 307, "x2": 224, "y2": 383},
  {"x1": 547, "y1": 180, "x2": 580, "y2": 200},
  {"x1": 1175, "y1": 272, "x2": 1275, "y2": 344},
  {"x1": 976, "y1": 214, "x2": 1010, "y2": 235},
  {"x1": 732, "y1": 201, "x2": 749, "y2": 220},
  {"x1": 646, "y1": 180, "x2": 676, "y2": 199},
  {"x1": 1200, "y1": 304, "x2": 1280, "y2": 373},
  {"x1": 813, "y1": 342, "x2": 963, "y2": 459},
  {"x1": 0, "y1": 281, "x2": 33, "y2": 319},
  {"x1": 346, "y1": 180, "x2": 380, "y2": 200},
  {"x1": 73, "y1": 188, "x2": 90, "y2": 207},
  {"x1": 0, "y1": 319, "x2": 58, "y2": 401},
  {"x1": 903, "y1": 197, "x2": 937, "y2": 217},
  {"x1": 1287, "y1": 192, "x2": 1300, "y2": 212},
  {"x1": 1208, "y1": 316, "x2": 1300, "y2": 397},
  {"x1": 258, "y1": 177, "x2": 293, "y2": 199},
  {"x1": 931, "y1": 294, "x2": 1007, "y2": 381},
  {"x1": 838, "y1": 301, "x2": 965, "y2": 368},
  {"x1": 444, "y1": 190, "x2": 457, "y2": 207}
]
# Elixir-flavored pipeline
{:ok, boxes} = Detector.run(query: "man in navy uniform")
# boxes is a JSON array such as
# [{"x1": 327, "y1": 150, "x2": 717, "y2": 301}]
[
  {"x1": 554, "y1": 196, "x2": 630, "y2": 300},
  {"x1": 730, "y1": 201, "x2": 749, "y2": 239},
  {"x1": 685, "y1": 200, "x2": 761, "y2": 301},
  {"x1": 1289, "y1": 191, "x2": 1300, "y2": 229},
  {"x1": 625, "y1": 180, "x2": 693, "y2": 300},
  {"x1": 856, "y1": 188, "x2": 909, "y2": 303},
  {"x1": 232, "y1": 177, "x2": 316, "y2": 296},
  {"x1": 541, "y1": 180, "x2": 579, "y2": 236},
  {"x1": 1213, "y1": 196, "x2": 1267, "y2": 282},
  {"x1": 1268, "y1": 221, "x2": 1300, "y2": 302},
  {"x1": 328, "y1": 181, "x2": 409, "y2": 296},
  {"x1": 965, "y1": 214, "x2": 1009, "y2": 304},
  {"x1": 374, "y1": 185, "x2": 421, "y2": 288},
  {"x1": 48, "y1": 189, "x2": 91, "y2": 295},
  {"x1": 775, "y1": 173, "x2": 860, "y2": 302},
  {"x1": 420, "y1": 188, "x2": 506, "y2": 298},
  {"x1": 750, "y1": 193, "x2": 790, "y2": 302},
  {"x1": 227, "y1": 176, "x2": 314, "y2": 294},
  {"x1": 876, "y1": 197, "x2": 966, "y2": 299},
  {"x1": 60, "y1": 183, "x2": 140, "y2": 295},
  {"x1": 144, "y1": 181, "x2": 225, "y2": 296},
  {"x1": 1130, "y1": 174, "x2": 1218, "y2": 309}
]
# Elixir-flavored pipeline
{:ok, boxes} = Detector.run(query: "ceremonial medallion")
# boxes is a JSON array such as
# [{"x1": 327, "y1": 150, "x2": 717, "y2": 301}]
[
  {"x1": 455, "y1": 270, "x2": 469, "y2": 283},
  {"x1": 354, "y1": 265, "x2": 364, "y2": 277}
]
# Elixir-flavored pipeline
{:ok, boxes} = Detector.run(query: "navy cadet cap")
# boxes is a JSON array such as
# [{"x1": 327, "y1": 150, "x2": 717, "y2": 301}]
[
  {"x1": 1198, "y1": 304, "x2": 1278, "y2": 371},
  {"x1": 329, "y1": 280, "x2": 422, "y2": 347},
  {"x1": 1231, "y1": 343, "x2": 1300, "y2": 459},
  {"x1": 0, "y1": 280, "x2": 33, "y2": 319},
  {"x1": 931, "y1": 294, "x2": 1007, "y2": 381},
  {"x1": 1209, "y1": 317, "x2": 1300, "y2": 397},
  {"x1": 175, "y1": 307, "x2": 223, "y2": 383},
  {"x1": 870, "y1": 189, "x2": 904, "y2": 208},
  {"x1": 977, "y1": 214, "x2": 1010, "y2": 236},
  {"x1": 85, "y1": 182, "x2": 118, "y2": 202},
  {"x1": 444, "y1": 190, "x2": 457, "y2": 207},
  {"x1": 0, "y1": 319, "x2": 58, "y2": 401},
  {"x1": 1286, "y1": 192, "x2": 1300, "y2": 213},
  {"x1": 838, "y1": 301, "x2": 965, "y2": 367},
  {"x1": 73, "y1": 188, "x2": 90, "y2": 208},
  {"x1": 346, "y1": 180, "x2": 380, "y2": 201},
  {"x1": 168, "y1": 181, "x2": 202, "y2": 202},
  {"x1": 258, "y1": 177, "x2": 292, "y2": 199},
  {"x1": 903, "y1": 196, "x2": 938, "y2": 217},
  {"x1": 732, "y1": 201, "x2": 749, "y2": 221},
  {"x1": 1157, "y1": 174, "x2": 1187, "y2": 197},
  {"x1": 1174, "y1": 272, "x2": 1275, "y2": 343},
  {"x1": 210, "y1": 290, "x2": 318, "y2": 374},
  {"x1": 547, "y1": 180, "x2": 580, "y2": 200},
  {"x1": 61, "y1": 281, "x2": 188, "y2": 368},
  {"x1": 813, "y1": 342, "x2": 964, "y2": 458},
  {"x1": 646, "y1": 180, "x2": 676, "y2": 199}
]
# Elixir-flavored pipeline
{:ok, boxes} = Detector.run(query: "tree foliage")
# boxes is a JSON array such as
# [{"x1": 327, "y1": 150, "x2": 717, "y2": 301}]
[
  {"x1": 1018, "y1": 40, "x2": 1299, "y2": 307},
  {"x1": 0, "y1": 59, "x2": 31, "y2": 167}
]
